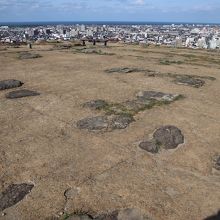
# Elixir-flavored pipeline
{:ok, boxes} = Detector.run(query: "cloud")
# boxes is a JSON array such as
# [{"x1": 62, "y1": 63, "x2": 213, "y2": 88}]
[
  {"x1": 0, "y1": 0, "x2": 219, "y2": 22},
  {"x1": 134, "y1": 0, "x2": 145, "y2": 5}
]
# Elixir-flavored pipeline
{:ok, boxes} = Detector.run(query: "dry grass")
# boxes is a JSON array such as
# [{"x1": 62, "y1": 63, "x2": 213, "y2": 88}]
[{"x1": 0, "y1": 43, "x2": 219, "y2": 220}]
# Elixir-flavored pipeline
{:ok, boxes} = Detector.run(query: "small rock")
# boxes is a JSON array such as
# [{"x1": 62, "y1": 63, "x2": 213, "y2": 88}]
[
  {"x1": 83, "y1": 100, "x2": 109, "y2": 110},
  {"x1": 5, "y1": 89, "x2": 40, "y2": 99},
  {"x1": 174, "y1": 77, "x2": 205, "y2": 88},
  {"x1": 214, "y1": 156, "x2": 220, "y2": 170},
  {"x1": 139, "y1": 140, "x2": 160, "y2": 154},
  {"x1": 153, "y1": 125, "x2": 184, "y2": 149},
  {"x1": 0, "y1": 183, "x2": 34, "y2": 211},
  {"x1": 0, "y1": 79, "x2": 23, "y2": 90},
  {"x1": 59, "y1": 212, "x2": 64, "y2": 216},
  {"x1": 77, "y1": 116, "x2": 109, "y2": 131}
]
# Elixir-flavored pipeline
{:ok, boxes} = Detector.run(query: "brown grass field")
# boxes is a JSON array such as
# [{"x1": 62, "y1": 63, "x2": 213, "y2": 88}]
[{"x1": 0, "y1": 42, "x2": 220, "y2": 220}]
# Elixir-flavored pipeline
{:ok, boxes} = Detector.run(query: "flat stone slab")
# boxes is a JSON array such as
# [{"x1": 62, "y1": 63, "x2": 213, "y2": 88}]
[
  {"x1": 0, "y1": 79, "x2": 23, "y2": 90},
  {"x1": 68, "y1": 209, "x2": 151, "y2": 220},
  {"x1": 83, "y1": 100, "x2": 109, "y2": 110},
  {"x1": 136, "y1": 91, "x2": 181, "y2": 102},
  {"x1": 81, "y1": 93, "x2": 183, "y2": 132},
  {"x1": 0, "y1": 183, "x2": 34, "y2": 211},
  {"x1": 105, "y1": 67, "x2": 143, "y2": 74},
  {"x1": 153, "y1": 125, "x2": 184, "y2": 150},
  {"x1": 96, "y1": 208, "x2": 152, "y2": 220},
  {"x1": 139, "y1": 126, "x2": 184, "y2": 153},
  {"x1": 77, "y1": 115, "x2": 134, "y2": 131},
  {"x1": 109, "y1": 114, "x2": 134, "y2": 130},
  {"x1": 77, "y1": 116, "x2": 109, "y2": 131},
  {"x1": 18, "y1": 52, "x2": 41, "y2": 59},
  {"x1": 68, "y1": 214, "x2": 93, "y2": 220},
  {"x1": 145, "y1": 71, "x2": 215, "y2": 88},
  {"x1": 174, "y1": 77, "x2": 205, "y2": 88},
  {"x1": 6, "y1": 89, "x2": 40, "y2": 99},
  {"x1": 83, "y1": 92, "x2": 183, "y2": 118}
]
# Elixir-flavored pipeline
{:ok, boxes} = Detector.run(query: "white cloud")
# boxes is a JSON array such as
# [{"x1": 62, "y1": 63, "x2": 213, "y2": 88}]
[{"x1": 134, "y1": 0, "x2": 145, "y2": 5}]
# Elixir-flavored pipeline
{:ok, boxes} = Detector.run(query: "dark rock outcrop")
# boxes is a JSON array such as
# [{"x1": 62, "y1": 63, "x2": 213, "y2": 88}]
[
  {"x1": 0, "y1": 183, "x2": 34, "y2": 211},
  {"x1": 6, "y1": 89, "x2": 40, "y2": 99},
  {"x1": 5, "y1": 89, "x2": 40, "y2": 99},
  {"x1": 153, "y1": 125, "x2": 184, "y2": 150},
  {"x1": 139, "y1": 126, "x2": 184, "y2": 153},
  {"x1": 0, "y1": 79, "x2": 23, "y2": 90}
]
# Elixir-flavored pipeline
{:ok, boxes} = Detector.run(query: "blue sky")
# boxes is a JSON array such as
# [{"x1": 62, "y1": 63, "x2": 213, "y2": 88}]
[{"x1": 0, "y1": 0, "x2": 219, "y2": 23}]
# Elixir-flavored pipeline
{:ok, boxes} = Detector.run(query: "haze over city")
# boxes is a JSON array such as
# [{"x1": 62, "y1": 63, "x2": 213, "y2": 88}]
[{"x1": 0, "y1": 0, "x2": 220, "y2": 23}]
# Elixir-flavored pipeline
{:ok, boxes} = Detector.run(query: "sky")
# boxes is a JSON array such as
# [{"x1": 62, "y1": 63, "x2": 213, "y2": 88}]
[{"x1": 0, "y1": 0, "x2": 220, "y2": 23}]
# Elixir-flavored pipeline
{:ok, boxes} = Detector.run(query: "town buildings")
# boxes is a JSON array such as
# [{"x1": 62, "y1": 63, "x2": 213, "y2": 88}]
[{"x1": 0, "y1": 23, "x2": 220, "y2": 50}]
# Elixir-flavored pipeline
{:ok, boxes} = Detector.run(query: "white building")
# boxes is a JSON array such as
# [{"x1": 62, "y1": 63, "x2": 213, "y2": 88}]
[{"x1": 197, "y1": 37, "x2": 207, "y2": 49}]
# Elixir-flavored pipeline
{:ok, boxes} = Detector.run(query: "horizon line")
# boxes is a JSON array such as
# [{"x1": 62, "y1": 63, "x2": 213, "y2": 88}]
[{"x1": 1, "y1": 20, "x2": 220, "y2": 25}]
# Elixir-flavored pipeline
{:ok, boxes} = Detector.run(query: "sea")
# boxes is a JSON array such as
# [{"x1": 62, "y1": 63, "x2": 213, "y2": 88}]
[{"x1": 0, "y1": 21, "x2": 219, "y2": 27}]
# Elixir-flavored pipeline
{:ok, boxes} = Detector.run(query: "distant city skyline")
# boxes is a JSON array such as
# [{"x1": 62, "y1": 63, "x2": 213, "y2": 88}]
[{"x1": 0, "y1": 0, "x2": 220, "y2": 23}]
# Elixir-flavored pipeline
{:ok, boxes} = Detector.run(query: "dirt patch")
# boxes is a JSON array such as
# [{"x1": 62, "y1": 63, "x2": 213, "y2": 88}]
[
  {"x1": 0, "y1": 79, "x2": 23, "y2": 90},
  {"x1": 6, "y1": 89, "x2": 40, "y2": 99},
  {"x1": 0, "y1": 183, "x2": 34, "y2": 211}
]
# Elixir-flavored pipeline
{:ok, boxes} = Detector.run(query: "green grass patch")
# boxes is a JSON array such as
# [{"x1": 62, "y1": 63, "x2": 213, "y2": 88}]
[{"x1": 159, "y1": 59, "x2": 184, "y2": 65}]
